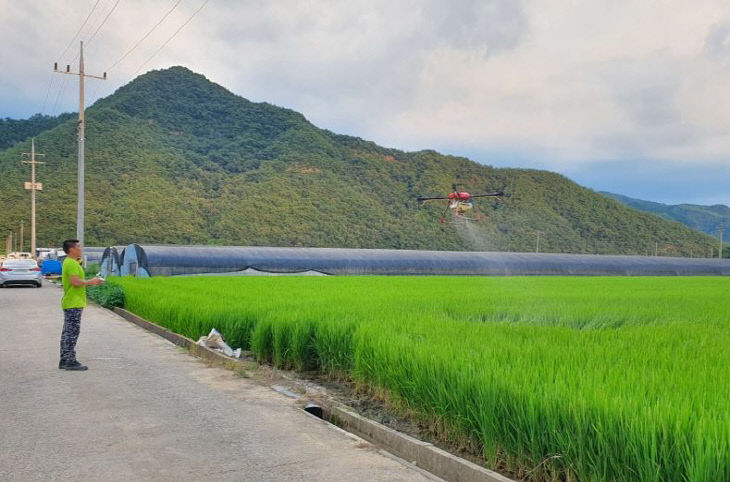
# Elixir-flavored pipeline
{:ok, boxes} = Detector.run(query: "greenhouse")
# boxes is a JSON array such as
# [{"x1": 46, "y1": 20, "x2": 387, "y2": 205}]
[
  {"x1": 83, "y1": 247, "x2": 105, "y2": 264},
  {"x1": 116, "y1": 244, "x2": 730, "y2": 277},
  {"x1": 99, "y1": 246, "x2": 125, "y2": 277}
]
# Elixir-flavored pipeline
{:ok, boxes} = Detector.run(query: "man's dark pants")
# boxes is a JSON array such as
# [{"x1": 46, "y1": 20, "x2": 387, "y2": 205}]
[{"x1": 60, "y1": 308, "x2": 83, "y2": 363}]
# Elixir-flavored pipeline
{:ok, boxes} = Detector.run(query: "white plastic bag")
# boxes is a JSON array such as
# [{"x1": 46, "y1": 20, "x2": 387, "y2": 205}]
[{"x1": 197, "y1": 328, "x2": 241, "y2": 358}]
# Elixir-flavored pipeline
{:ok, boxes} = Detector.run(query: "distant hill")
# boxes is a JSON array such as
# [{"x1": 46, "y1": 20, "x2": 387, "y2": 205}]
[
  {"x1": 601, "y1": 192, "x2": 729, "y2": 236},
  {"x1": 0, "y1": 113, "x2": 75, "y2": 150},
  {"x1": 0, "y1": 66, "x2": 718, "y2": 256}
]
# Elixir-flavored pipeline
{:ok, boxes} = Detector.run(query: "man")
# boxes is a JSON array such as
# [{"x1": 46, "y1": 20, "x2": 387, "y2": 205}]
[{"x1": 59, "y1": 239, "x2": 103, "y2": 371}]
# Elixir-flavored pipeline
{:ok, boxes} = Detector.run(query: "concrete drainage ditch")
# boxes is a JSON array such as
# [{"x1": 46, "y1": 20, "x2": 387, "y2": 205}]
[{"x1": 113, "y1": 307, "x2": 513, "y2": 482}]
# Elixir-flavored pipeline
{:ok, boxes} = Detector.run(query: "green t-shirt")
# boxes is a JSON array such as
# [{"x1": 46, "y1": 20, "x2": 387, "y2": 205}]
[{"x1": 62, "y1": 257, "x2": 87, "y2": 309}]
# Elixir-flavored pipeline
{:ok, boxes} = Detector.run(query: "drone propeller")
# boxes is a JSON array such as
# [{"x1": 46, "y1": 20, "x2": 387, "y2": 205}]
[
  {"x1": 417, "y1": 195, "x2": 451, "y2": 204},
  {"x1": 470, "y1": 191, "x2": 505, "y2": 199}
]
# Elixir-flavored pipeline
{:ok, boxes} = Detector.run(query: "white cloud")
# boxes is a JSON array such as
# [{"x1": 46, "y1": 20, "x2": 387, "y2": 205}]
[
  {"x1": 386, "y1": 0, "x2": 730, "y2": 166},
  {"x1": 0, "y1": 0, "x2": 729, "y2": 204}
]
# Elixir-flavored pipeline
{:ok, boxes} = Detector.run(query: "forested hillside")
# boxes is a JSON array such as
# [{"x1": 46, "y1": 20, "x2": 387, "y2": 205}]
[
  {"x1": 0, "y1": 113, "x2": 75, "y2": 150},
  {"x1": 602, "y1": 192, "x2": 729, "y2": 235},
  {"x1": 0, "y1": 67, "x2": 717, "y2": 256}
]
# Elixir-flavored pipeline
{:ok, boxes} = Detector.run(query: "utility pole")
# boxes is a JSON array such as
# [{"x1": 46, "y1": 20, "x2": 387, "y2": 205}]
[
  {"x1": 21, "y1": 139, "x2": 45, "y2": 259},
  {"x1": 720, "y1": 225, "x2": 725, "y2": 260},
  {"x1": 655, "y1": 241, "x2": 658, "y2": 257},
  {"x1": 54, "y1": 41, "x2": 106, "y2": 246},
  {"x1": 536, "y1": 231, "x2": 543, "y2": 253},
  {"x1": 19, "y1": 222, "x2": 24, "y2": 253}
]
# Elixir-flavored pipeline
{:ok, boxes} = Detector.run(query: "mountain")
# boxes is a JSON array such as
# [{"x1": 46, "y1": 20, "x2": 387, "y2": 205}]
[
  {"x1": 601, "y1": 192, "x2": 729, "y2": 236},
  {"x1": 0, "y1": 66, "x2": 719, "y2": 256},
  {"x1": 0, "y1": 113, "x2": 75, "y2": 151}
]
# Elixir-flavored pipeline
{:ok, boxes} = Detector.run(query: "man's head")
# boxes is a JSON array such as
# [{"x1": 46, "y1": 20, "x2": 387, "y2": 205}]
[{"x1": 62, "y1": 239, "x2": 81, "y2": 259}]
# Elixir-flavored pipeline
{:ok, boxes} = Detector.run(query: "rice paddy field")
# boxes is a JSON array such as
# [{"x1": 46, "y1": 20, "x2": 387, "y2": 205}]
[{"x1": 112, "y1": 276, "x2": 730, "y2": 481}]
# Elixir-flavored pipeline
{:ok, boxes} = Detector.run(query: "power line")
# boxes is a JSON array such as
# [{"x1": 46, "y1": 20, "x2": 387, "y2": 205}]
[
  {"x1": 58, "y1": 0, "x2": 118, "y2": 112},
  {"x1": 40, "y1": 0, "x2": 102, "y2": 115},
  {"x1": 132, "y1": 0, "x2": 210, "y2": 77},
  {"x1": 57, "y1": 0, "x2": 102, "y2": 61},
  {"x1": 107, "y1": 0, "x2": 184, "y2": 72},
  {"x1": 39, "y1": 75, "x2": 56, "y2": 115},
  {"x1": 68, "y1": 0, "x2": 122, "y2": 65},
  {"x1": 85, "y1": 0, "x2": 122, "y2": 46},
  {"x1": 51, "y1": 75, "x2": 71, "y2": 115},
  {"x1": 82, "y1": 0, "x2": 113, "y2": 39}
]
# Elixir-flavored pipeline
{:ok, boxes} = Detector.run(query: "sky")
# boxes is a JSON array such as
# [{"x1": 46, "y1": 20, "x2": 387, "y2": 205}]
[{"x1": 1, "y1": 0, "x2": 729, "y2": 206}]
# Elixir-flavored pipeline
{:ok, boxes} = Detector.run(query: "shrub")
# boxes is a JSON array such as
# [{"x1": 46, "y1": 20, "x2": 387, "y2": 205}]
[{"x1": 88, "y1": 283, "x2": 125, "y2": 309}]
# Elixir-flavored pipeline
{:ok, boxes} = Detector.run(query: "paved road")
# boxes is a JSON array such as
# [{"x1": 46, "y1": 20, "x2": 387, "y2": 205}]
[{"x1": 0, "y1": 285, "x2": 437, "y2": 482}]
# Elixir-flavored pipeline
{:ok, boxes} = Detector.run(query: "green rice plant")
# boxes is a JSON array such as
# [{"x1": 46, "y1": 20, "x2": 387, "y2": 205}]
[
  {"x1": 111, "y1": 276, "x2": 730, "y2": 481},
  {"x1": 289, "y1": 318, "x2": 318, "y2": 371},
  {"x1": 251, "y1": 317, "x2": 274, "y2": 362}
]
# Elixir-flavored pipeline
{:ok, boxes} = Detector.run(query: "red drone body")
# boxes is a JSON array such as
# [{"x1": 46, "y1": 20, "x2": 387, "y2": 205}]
[
  {"x1": 417, "y1": 184, "x2": 504, "y2": 223},
  {"x1": 447, "y1": 192, "x2": 472, "y2": 201}
]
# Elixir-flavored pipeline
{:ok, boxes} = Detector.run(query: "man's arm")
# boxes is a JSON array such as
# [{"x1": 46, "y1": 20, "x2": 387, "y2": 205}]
[{"x1": 69, "y1": 275, "x2": 103, "y2": 287}]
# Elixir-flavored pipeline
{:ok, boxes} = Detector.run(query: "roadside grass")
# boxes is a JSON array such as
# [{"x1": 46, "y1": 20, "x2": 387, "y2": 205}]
[{"x1": 112, "y1": 276, "x2": 730, "y2": 481}]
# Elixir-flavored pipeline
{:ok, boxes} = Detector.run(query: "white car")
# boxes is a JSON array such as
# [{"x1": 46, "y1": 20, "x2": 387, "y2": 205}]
[
  {"x1": 6, "y1": 252, "x2": 33, "y2": 260},
  {"x1": 0, "y1": 259, "x2": 43, "y2": 288}
]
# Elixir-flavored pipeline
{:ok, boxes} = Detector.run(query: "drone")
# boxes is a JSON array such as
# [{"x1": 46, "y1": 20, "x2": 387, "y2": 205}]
[{"x1": 417, "y1": 184, "x2": 504, "y2": 223}]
